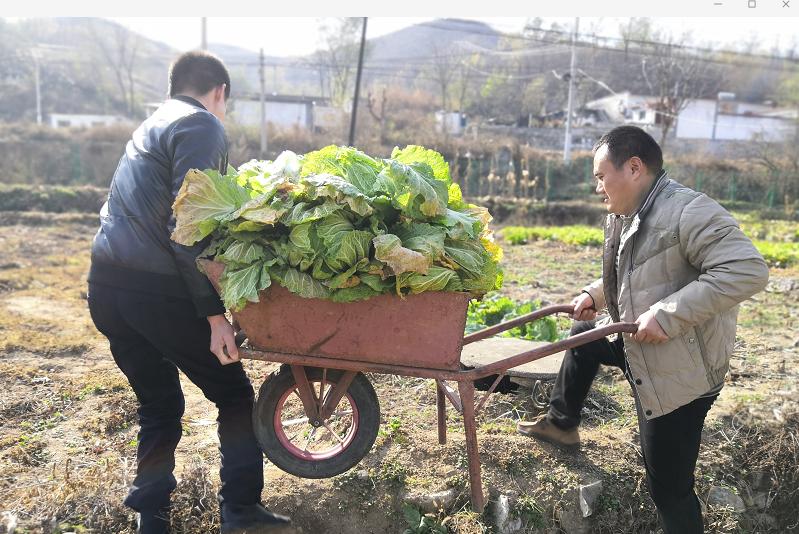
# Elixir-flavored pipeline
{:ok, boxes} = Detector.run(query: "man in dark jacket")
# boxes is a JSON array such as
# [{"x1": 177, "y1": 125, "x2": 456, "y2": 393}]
[{"x1": 87, "y1": 51, "x2": 292, "y2": 534}]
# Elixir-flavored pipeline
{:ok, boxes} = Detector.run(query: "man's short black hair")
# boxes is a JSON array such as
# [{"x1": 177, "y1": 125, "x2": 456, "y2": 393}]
[
  {"x1": 593, "y1": 125, "x2": 663, "y2": 175},
  {"x1": 168, "y1": 50, "x2": 231, "y2": 100}
]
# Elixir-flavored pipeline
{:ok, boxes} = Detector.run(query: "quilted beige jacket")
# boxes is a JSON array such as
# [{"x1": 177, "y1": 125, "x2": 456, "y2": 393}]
[{"x1": 583, "y1": 175, "x2": 769, "y2": 419}]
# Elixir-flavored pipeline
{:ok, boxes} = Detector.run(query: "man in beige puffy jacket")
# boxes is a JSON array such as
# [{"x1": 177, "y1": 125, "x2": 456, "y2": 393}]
[{"x1": 517, "y1": 126, "x2": 769, "y2": 533}]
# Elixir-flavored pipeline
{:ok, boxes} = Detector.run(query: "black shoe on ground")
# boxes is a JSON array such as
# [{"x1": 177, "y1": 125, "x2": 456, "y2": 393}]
[
  {"x1": 136, "y1": 506, "x2": 170, "y2": 534},
  {"x1": 220, "y1": 503, "x2": 293, "y2": 534}
]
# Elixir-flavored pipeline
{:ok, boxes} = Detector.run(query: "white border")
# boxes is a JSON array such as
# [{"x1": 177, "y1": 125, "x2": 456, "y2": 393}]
[{"x1": 7, "y1": 0, "x2": 799, "y2": 17}]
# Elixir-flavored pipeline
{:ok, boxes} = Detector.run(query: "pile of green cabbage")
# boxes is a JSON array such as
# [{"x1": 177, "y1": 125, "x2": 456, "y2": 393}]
[{"x1": 172, "y1": 145, "x2": 503, "y2": 311}]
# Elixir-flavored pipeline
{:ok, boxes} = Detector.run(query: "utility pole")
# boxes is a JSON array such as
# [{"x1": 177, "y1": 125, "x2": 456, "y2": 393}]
[
  {"x1": 563, "y1": 17, "x2": 579, "y2": 163},
  {"x1": 33, "y1": 53, "x2": 42, "y2": 125},
  {"x1": 259, "y1": 48, "x2": 268, "y2": 158},
  {"x1": 201, "y1": 18, "x2": 207, "y2": 50},
  {"x1": 348, "y1": 17, "x2": 368, "y2": 147}
]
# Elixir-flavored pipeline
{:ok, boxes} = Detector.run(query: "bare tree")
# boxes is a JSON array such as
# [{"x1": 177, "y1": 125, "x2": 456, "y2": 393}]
[
  {"x1": 452, "y1": 54, "x2": 480, "y2": 112},
  {"x1": 316, "y1": 18, "x2": 367, "y2": 107},
  {"x1": 640, "y1": 36, "x2": 723, "y2": 147},
  {"x1": 90, "y1": 21, "x2": 140, "y2": 117},
  {"x1": 619, "y1": 18, "x2": 655, "y2": 58},
  {"x1": 366, "y1": 85, "x2": 388, "y2": 143},
  {"x1": 428, "y1": 43, "x2": 459, "y2": 112}
]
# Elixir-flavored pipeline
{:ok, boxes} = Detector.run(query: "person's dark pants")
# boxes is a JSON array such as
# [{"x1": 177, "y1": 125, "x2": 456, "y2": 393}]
[
  {"x1": 87, "y1": 283, "x2": 264, "y2": 512},
  {"x1": 548, "y1": 320, "x2": 717, "y2": 534}
]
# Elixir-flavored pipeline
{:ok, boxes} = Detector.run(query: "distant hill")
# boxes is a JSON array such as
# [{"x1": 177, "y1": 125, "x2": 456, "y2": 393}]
[
  {"x1": 367, "y1": 18, "x2": 500, "y2": 64},
  {"x1": 0, "y1": 18, "x2": 176, "y2": 121},
  {"x1": 208, "y1": 18, "x2": 504, "y2": 97}
]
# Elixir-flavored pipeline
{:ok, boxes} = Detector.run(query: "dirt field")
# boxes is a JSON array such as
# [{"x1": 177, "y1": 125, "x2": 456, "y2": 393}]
[{"x1": 0, "y1": 213, "x2": 796, "y2": 533}]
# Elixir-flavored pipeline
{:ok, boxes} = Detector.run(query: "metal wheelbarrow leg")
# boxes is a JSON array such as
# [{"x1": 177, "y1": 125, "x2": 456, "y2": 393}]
[{"x1": 458, "y1": 379, "x2": 484, "y2": 512}]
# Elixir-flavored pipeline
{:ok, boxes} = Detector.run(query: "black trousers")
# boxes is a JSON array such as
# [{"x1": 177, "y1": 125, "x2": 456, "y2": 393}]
[
  {"x1": 87, "y1": 283, "x2": 264, "y2": 512},
  {"x1": 548, "y1": 321, "x2": 717, "y2": 534}
]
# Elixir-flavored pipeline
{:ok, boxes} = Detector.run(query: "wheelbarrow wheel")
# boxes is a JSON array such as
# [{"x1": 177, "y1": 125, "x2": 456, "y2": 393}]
[{"x1": 253, "y1": 366, "x2": 380, "y2": 479}]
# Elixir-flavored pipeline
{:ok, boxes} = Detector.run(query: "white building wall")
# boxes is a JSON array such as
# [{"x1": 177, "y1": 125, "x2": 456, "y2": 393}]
[
  {"x1": 49, "y1": 114, "x2": 125, "y2": 128},
  {"x1": 231, "y1": 100, "x2": 309, "y2": 129},
  {"x1": 675, "y1": 100, "x2": 716, "y2": 139},
  {"x1": 676, "y1": 100, "x2": 795, "y2": 141},
  {"x1": 435, "y1": 111, "x2": 465, "y2": 135},
  {"x1": 714, "y1": 115, "x2": 795, "y2": 142}
]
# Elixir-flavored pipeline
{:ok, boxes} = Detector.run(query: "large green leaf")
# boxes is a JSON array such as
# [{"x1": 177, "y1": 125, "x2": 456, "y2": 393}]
[
  {"x1": 282, "y1": 200, "x2": 342, "y2": 226},
  {"x1": 303, "y1": 174, "x2": 374, "y2": 216},
  {"x1": 393, "y1": 222, "x2": 446, "y2": 262},
  {"x1": 358, "y1": 273, "x2": 392, "y2": 292},
  {"x1": 447, "y1": 182, "x2": 466, "y2": 210},
  {"x1": 326, "y1": 230, "x2": 373, "y2": 271},
  {"x1": 217, "y1": 241, "x2": 266, "y2": 266},
  {"x1": 289, "y1": 222, "x2": 314, "y2": 251},
  {"x1": 378, "y1": 160, "x2": 448, "y2": 218},
  {"x1": 219, "y1": 261, "x2": 271, "y2": 311},
  {"x1": 276, "y1": 268, "x2": 331, "y2": 299},
  {"x1": 461, "y1": 258, "x2": 503, "y2": 294},
  {"x1": 330, "y1": 284, "x2": 381, "y2": 303},
  {"x1": 397, "y1": 266, "x2": 460, "y2": 295},
  {"x1": 373, "y1": 234, "x2": 429, "y2": 276},
  {"x1": 436, "y1": 208, "x2": 482, "y2": 240},
  {"x1": 301, "y1": 145, "x2": 382, "y2": 195},
  {"x1": 315, "y1": 211, "x2": 355, "y2": 248},
  {"x1": 444, "y1": 239, "x2": 487, "y2": 276},
  {"x1": 225, "y1": 194, "x2": 292, "y2": 225},
  {"x1": 171, "y1": 169, "x2": 251, "y2": 245},
  {"x1": 391, "y1": 145, "x2": 451, "y2": 182}
]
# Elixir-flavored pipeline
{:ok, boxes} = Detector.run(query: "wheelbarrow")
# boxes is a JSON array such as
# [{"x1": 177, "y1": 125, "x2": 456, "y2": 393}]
[{"x1": 201, "y1": 260, "x2": 637, "y2": 512}]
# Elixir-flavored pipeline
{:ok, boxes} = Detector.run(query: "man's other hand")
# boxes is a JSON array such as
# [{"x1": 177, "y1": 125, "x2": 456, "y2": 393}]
[
  {"x1": 634, "y1": 310, "x2": 669, "y2": 344},
  {"x1": 208, "y1": 314, "x2": 240, "y2": 365},
  {"x1": 571, "y1": 292, "x2": 597, "y2": 321}
]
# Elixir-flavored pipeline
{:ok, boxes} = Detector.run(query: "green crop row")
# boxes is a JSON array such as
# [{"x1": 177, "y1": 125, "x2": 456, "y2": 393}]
[{"x1": 500, "y1": 224, "x2": 799, "y2": 268}]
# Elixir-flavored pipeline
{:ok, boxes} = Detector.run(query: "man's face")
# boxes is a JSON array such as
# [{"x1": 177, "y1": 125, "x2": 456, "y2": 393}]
[{"x1": 593, "y1": 144, "x2": 640, "y2": 216}]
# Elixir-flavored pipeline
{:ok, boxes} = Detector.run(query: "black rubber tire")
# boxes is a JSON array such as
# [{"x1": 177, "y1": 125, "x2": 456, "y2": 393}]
[{"x1": 253, "y1": 366, "x2": 380, "y2": 479}]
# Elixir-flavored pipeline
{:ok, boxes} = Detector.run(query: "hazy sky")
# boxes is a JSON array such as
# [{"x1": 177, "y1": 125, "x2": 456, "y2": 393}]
[{"x1": 109, "y1": 17, "x2": 799, "y2": 57}]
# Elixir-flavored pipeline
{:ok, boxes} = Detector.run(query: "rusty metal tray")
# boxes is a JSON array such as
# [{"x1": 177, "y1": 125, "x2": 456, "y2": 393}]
[{"x1": 201, "y1": 260, "x2": 471, "y2": 371}]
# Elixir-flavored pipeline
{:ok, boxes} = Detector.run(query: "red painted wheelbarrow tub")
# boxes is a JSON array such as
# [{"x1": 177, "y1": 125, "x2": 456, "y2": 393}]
[{"x1": 200, "y1": 259, "x2": 471, "y2": 371}]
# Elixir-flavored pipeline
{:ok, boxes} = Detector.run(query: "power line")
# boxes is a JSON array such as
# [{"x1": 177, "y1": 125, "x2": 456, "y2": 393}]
[{"x1": 415, "y1": 20, "x2": 799, "y2": 74}]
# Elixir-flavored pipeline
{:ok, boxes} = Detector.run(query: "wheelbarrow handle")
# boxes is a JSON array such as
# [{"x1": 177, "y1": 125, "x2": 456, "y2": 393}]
[
  {"x1": 463, "y1": 304, "x2": 575, "y2": 345},
  {"x1": 461, "y1": 320, "x2": 639, "y2": 381}
]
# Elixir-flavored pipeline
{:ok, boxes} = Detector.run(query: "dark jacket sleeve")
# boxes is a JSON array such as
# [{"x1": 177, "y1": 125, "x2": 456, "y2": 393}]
[{"x1": 167, "y1": 111, "x2": 228, "y2": 318}]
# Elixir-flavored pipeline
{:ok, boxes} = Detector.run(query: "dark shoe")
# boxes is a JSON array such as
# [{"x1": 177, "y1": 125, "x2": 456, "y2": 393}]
[
  {"x1": 220, "y1": 503, "x2": 293, "y2": 534},
  {"x1": 517, "y1": 415, "x2": 580, "y2": 451},
  {"x1": 136, "y1": 506, "x2": 170, "y2": 534}
]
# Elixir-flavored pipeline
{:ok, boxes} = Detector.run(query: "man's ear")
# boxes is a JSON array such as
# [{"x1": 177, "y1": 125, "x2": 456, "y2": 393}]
[
  {"x1": 215, "y1": 84, "x2": 226, "y2": 103},
  {"x1": 628, "y1": 156, "x2": 643, "y2": 180}
]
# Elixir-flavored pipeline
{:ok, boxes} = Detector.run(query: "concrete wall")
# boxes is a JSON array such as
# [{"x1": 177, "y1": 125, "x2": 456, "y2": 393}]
[
  {"x1": 230, "y1": 100, "x2": 311, "y2": 129},
  {"x1": 676, "y1": 100, "x2": 796, "y2": 142},
  {"x1": 49, "y1": 114, "x2": 126, "y2": 129}
]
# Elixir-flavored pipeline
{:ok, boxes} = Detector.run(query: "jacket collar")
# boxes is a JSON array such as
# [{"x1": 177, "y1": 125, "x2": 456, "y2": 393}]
[
  {"x1": 172, "y1": 95, "x2": 207, "y2": 110},
  {"x1": 614, "y1": 169, "x2": 669, "y2": 243},
  {"x1": 635, "y1": 169, "x2": 669, "y2": 221}
]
